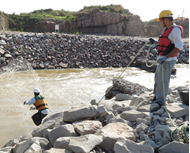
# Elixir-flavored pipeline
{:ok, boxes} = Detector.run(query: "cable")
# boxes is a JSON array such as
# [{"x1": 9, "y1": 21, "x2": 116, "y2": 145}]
[
  {"x1": 161, "y1": 64, "x2": 189, "y2": 142},
  {"x1": 97, "y1": 39, "x2": 189, "y2": 142},
  {"x1": 97, "y1": 40, "x2": 150, "y2": 105}
]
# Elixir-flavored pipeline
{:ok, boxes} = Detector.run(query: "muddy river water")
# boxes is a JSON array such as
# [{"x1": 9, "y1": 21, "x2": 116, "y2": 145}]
[{"x1": 0, "y1": 64, "x2": 189, "y2": 147}]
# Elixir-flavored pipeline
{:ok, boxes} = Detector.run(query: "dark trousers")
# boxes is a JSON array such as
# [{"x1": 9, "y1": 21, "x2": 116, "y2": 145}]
[{"x1": 32, "y1": 111, "x2": 47, "y2": 126}]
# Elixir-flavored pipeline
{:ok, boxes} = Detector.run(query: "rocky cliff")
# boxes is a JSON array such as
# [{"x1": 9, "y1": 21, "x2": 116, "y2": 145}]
[
  {"x1": 0, "y1": 13, "x2": 9, "y2": 31},
  {"x1": 2, "y1": 8, "x2": 189, "y2": 38},
  {"x1": 27, "y1": 8, "x2": 189, "y2": 38}
]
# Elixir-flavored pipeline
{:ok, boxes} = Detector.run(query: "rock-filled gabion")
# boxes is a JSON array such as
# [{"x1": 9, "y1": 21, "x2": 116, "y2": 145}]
[
  {"x1": 0, "y1": 32, "x2": 189, "y2": 72},
  {"x1": 0, "y1": 79, "x2": 189, "y2": 153}
]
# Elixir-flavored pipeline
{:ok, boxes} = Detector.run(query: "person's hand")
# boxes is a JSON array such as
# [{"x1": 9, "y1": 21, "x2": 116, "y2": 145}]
[
  {"x1": 149, "y1": 38, "x2": 156, "y2": 44},
  {"x1": 157, "y1": 56, "x2": 167, "y2": 64}
]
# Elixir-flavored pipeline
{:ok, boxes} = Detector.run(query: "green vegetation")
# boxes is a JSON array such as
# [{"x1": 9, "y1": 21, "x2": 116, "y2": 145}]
[
  {"x1": 80, "y1": 4, "x2": 130, "y2": 16},
  {"x1": 2, "y1": 4, "x2": 132, "y2": 32},
  {"x1": 20, "y1": 8, "x2": 76, "y2": 21},
  {"x1": 143, "y1": 18, "x2": 157, "y2": 23},
  {"x1": 6, "y1": 8, "x2": 77, "y2": 31}
]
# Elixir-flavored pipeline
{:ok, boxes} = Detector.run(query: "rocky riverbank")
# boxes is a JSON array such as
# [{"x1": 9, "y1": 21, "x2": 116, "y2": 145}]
[
  {"x1": 0, "y1": 79, "x2": 189, "y2": 153},
  {"x1": 0, "y1": 32, "x2": 189, "y2": 73}
]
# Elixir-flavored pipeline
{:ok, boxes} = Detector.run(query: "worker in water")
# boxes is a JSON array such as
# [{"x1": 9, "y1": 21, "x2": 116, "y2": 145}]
[
  {"x1": 24, "y1": 88, "x2": 49, "y2": 126},
  {"x1": 149, "y1": 10, "x2": 183, "y2": 106}
]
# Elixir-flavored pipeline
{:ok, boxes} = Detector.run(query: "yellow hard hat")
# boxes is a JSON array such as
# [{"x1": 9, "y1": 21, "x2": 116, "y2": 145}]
[{"x1": 157, "y1": 10, "x2": 173, "y2": 21}]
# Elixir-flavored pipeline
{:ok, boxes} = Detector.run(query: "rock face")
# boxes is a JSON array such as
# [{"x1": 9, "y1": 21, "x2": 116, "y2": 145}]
[
  {"x1": 0, "y1": 13, "x2": 9, "y2": 31},
  {"x1": 5, "y1": 8, "x2": 189, "y2": 38},
  {"x1": 40, "y1": 9, "x2": 189, "y2": 38},
  {"x1": 143, "y1": 17, "x2": 189, "y2": 38},
  {"x1": 1, "y1": 79, "x2": 189, "y2": 153},
  {"x1": 0, "y1": 32, "x2": 189, "y2": 73},
  {"x1": 73, "y1": 8, "x2": 144, "y2": 36}
]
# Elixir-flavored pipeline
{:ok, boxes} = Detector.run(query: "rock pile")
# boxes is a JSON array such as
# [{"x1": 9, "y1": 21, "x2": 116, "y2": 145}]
[
  {"x1": 0, "y1": 32, "x2": 189, "y2": 73},
  {"x1": 1, "y1": 79, "x2": 189, "y2": 153}
]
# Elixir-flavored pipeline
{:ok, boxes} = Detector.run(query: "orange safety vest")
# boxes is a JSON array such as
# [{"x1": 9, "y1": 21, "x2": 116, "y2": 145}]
[
  {"x1": 34, "y1": 95, "x2": 48, "y2": 111},
  {"x1": 158, "y1": 25, "x2": 183, "y2": 57}
]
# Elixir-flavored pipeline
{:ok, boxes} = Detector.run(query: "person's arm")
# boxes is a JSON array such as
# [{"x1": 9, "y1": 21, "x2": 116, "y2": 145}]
[
  {"x1": 24, "y1": 97, "x2": 36, "y2": 105},
  {"x1": 24, "y1": 98, "x2": 37, "y2": 110},
  {"x1": 166, "y1": 47, "x2": 180, "y2": 58},
  {"x1": 167, "y1": 27, "x2": 183, "y2": 58}
]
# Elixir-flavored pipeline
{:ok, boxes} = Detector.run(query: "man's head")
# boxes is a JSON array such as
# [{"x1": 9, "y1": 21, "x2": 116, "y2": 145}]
[
  {"x1": 157, "y1": 10, "x2": 174, "y2": 27},
  {"x1": 34, "y1": 88, "x2": 40, "y2": 96}
]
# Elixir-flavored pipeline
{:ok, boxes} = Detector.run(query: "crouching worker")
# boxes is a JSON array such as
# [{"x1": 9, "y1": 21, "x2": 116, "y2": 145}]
[{"x1": 24, "y1": 88, "x2": 49, "y2": 126}]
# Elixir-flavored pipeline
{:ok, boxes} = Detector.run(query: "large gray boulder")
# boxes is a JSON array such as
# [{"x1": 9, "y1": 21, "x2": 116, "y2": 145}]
[
  {"x1": 43, "y1": 112, "x2": 64, "y2": 125},
  {"x1": 63, "y1": 105, "x2": 99, "y2": 122},
  {"x1": 68, "y1": 134, "x2": 103, "y2": 153},
  {"x1": 96, "y1": 122, "x2": 136, "y2": 152},
  {"x1": 54, "y1": 137, "x2": 73, "y2": 152},
  {"x1": 120, "y1": 109, "x2": 146, "y2": 121},
  {"x1": 15, "y1": 137, "x2": 50, "y2": 153},
  {"x1": 114, "y1": 138, "x2": 154, "y2": 153},
  {"x1": 44, "y1": 148, "x2": 71, "y2": 153},
  {"x1": 105, "y1": 79, "x2": 149, "y2": 99},
  {"x1": 166, "y1": 103, "x2": 189, "y2": 118},
  {"x1": 158, "y1": 141, "x2": 189, "y2": 153},
  {"x1": 49, "y1": 124, "x2": 77, "y2": 145},
  {"x1": 72, "y1": 120, "x2": 102, "y2": 135},
  {"x1": 32, "y1": 120, "x2": 56, "y2": 137}
]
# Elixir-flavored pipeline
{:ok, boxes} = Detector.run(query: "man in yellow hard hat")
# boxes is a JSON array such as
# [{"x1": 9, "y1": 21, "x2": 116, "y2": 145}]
[
  {"x1": 149, "y1": 10, "x2": 183, "y2": 106},
  {"x1": 24, "y1": 88, "x2": 49, "y2": 126}
]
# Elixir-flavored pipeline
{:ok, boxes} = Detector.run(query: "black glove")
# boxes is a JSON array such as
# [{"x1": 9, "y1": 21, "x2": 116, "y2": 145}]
[{"x1": 149, "y1": 38, "x2": 156, "y2": 44}]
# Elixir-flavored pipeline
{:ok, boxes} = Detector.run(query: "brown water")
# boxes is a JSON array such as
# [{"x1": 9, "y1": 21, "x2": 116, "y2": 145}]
[{"x1": 0, "y1": 65, "x2": 189, "y2": 147}]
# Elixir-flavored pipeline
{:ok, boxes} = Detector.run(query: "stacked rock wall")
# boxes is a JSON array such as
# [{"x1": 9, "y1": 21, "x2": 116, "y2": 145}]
[{"x1": 0, "y1": 32, "x2": 189, "y2": 72}]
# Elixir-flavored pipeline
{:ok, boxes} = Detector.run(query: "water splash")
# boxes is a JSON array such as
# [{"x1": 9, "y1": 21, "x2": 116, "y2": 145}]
[{"x1": 0, "y1": 58, "x2": 42, "y2": 123}]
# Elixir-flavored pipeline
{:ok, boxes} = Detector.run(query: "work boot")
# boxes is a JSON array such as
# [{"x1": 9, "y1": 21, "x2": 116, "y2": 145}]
[
  {"x1": 151, "y1": 96, "x2": 156, "y2": 101},
  {"x1": 153, "y1": 101, "x2": 164, "y2": 107}
]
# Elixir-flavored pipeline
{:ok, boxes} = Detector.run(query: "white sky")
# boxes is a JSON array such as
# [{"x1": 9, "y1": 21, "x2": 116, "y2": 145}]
[{"x1": 0, "y1": 0, "x2": 189, "y2": 21}]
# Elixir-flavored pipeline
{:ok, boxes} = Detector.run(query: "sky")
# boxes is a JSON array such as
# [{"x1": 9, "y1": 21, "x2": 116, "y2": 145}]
[{"x1": 0, "y1": 0, "x2": 189, "y2": 21}]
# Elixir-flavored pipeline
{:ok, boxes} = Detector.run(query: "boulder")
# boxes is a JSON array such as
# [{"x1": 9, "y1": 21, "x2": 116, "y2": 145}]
[
  {"x1": 154, "y1": 124, "x2": 175, "y2": 135},
  {"x1": 115, "y1": 93, "x2": 133, "y2": 101},
  {"x1": 96, "y1": 122, "x2": 136, "y2": 152},
  {"x1": 158, "y1": 141, "x2": 189, "y2": 153},
  {"x1": 68, "y1": 134, "x2": 103, "y2": 153},
  {"x1": 166, "y1": 103, "x2": 189, "y2": 118},
  {"x1": 54, "y1": 137, "x2": 73, "y2": 152},
  {"x1": 15, "y1": 137, "x2": 50, "y2": 153},
  {"x1": 137, "y1": 103, "x2": 160, "y2": 112},
  {"x1": 120, "y1": 109, "x2": 146, "y2": 121},
  {"x1": 0, "y1": 48, "x2": 5, "y2": 55},
  {"x1": 105, "y1": 79, "x2": 149, "y2": 99},
  {"x1": 72, "y1": 120, "x2": 102, "y2": 135},
  {"x1": 44, "y1": 148, "x2": 71, "y2": 153},
  {"x1": 63, "y1": 105, "x2": 99, "y2": 122},
  {"x1": 136, "y1": 122, "x2": 149, "y2": 134},
  {"x1": 49, "y1": 124, "x2": 77, "y2": 145},
  {"x1": 43, "y1": 112, "x2": 65, "y2": 128},
  {"x1": 114, "y1": 138, "x2": 154, "y2": 153},
  {"x1": 32, "y1": 120, "x2": 56, "y2": 137},
  {"x1": 0, "y1": 146, "x2": 12, "y2": 153}
]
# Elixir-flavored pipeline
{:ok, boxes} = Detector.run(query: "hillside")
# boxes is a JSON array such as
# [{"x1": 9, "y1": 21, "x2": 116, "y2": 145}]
[
  {"x1": 0, "y1": 5, "x2": 189, "y2": 38},
  {"x1": 1, "y1": 5, "x2": 131, "y2": 32}
]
